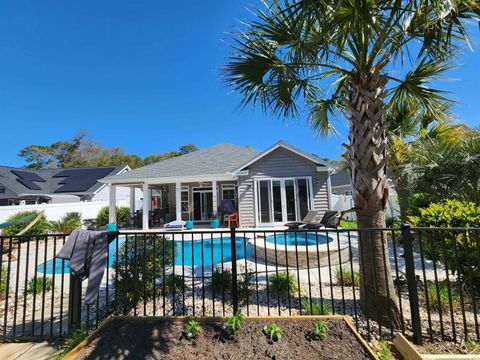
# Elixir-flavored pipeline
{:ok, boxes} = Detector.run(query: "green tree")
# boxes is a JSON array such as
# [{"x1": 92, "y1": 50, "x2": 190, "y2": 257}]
[
  {"x1": 18, "y1": 130, "x2": 197, "y2": 169},
  {"x1": 224, "y1": 0, "x2": 478, "y2": 327}
]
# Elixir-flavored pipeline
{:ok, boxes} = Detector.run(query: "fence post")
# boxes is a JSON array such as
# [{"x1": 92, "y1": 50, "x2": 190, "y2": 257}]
[
  {"x1": 230, "y1": 226, "x2": 238, "y2": 314},
  {"x1": 68, "y1": 275, "x2": 82, "y2": 333},
  {"x1": 401, "y1": 224, "x2": 423, "y2": 345}
]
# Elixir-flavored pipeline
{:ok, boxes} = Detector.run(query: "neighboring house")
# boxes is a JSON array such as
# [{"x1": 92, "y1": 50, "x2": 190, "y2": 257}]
[
  {"x1": 0, "y1": 165, "x2": 131, "y2": 206},
  {"x1": 330, "y1": 167, "x2": 400, "y2": 219},
  {"x1": 330, "y1": 168, "x2": 352, "y2": 195},
  {"x1": 101, "y1": 141, "x2": 335, "y2": 229}
]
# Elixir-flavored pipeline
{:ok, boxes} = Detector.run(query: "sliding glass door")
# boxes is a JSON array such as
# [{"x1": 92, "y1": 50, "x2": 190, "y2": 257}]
[{"x1": 256, "y1": 177, "x2": 312, "y2": 225}]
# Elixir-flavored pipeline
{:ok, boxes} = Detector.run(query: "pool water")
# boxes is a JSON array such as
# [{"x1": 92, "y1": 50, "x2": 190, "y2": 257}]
[
  {"x1": 37, "y1": 236, "x2": 250, "y2": 274},
  {"x1": 265, "y1": 233, "x2": 332, "y2": 246}
]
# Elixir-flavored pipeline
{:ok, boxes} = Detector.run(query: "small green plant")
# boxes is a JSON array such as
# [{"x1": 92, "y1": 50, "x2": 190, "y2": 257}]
[
  {"x1": 28, "y1": 277, "x2": 53, "y2": 294},
  {"x1": 313, "y1": 320, "x2": 328, "y2": 339},
  {"x1": 268, "y1": 272, "x2": 298, "y2": 299},
  {"x1": 335, "y1": 267, "x2": 360, "y2": 287},
  {"x1": 54, "y1": 325, "x2": 89, "y2": 360},
  {"x1": 301, "y1": 298, "x2": 332, "y2": 315},
  {"x1": 263, "y1": 322, "x2": 282, "y2": 342},
  {"x1": 183, "y1": 320, "x2": 202, "y2": 339},
  {"x1": 426, "y1": 283, "x2": 459, "y2": 313},
  {"x1": 224, "y1": 310, "x2": 245, "y2": 336},
  {"x1": 377, "y1": 340, "x2": 393, "y2": 360},
  {"x1": 164, "y1": 273, "x2": 185, "y2": 294},
  {"x1": 466, "y1": 340, "x2": 480, "y2": 353}
]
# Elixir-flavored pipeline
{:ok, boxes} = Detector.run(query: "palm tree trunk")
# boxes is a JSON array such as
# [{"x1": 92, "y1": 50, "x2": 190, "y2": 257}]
[{"x1": 345, "y1": 69, "x2": 401, "y2": 328}]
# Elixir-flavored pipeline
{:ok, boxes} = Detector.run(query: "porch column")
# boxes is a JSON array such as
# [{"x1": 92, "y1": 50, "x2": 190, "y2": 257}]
[
  {"x1": 129, "y1": 187, "x2": 135, "y2": 212},
  {"x1": 175, "y1": 182, "x2": 182, "y2": 221},
  {"x1": 142, "y1": 183, "x2": 150, "y2": 230},
  {"x1": 108, "y1": 185, "x2": 117, "y2": 224},
  {"x1": 212, "y1": 180, "x2": 218, "y2": 217}
]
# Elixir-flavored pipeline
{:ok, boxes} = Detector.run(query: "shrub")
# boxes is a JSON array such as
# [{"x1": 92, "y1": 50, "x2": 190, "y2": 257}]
[
  {"x1": 164, "y1": 273, "x2": 185, "y2": 294},
  {"x1": 28, "y1": 277, "x2": 53, "y2": 294},
  {"x1": 211, "y1": 267, "x2": 232, "y2": 295},
  {"x1": 335, "y1": 267, "x2": 359, "y2": 287},
  {"x1": 224, "y1": 310, "x2": 245, "y2": 336},
  {"x1": 301, "y1": 298, "x2": 332, "y2": 315},
  {"x1": 263, "y1": 322, "x2": 282, "y2": 342},
  {"x1": 2, "y1": 211, "x2": 47, "y2": 236},
  {"x1": 0, "y1": 266, "x2": 7, "y2": 299},
  {"x1": 96, "y1": 206, "x2": 130, "y2": 228},
  {"x1": 268, "y1": 272, "x2": 298, "y2": 299},
  {"x1": 386, "y1": 216, "x2": 401, "y2": 228},
  {"x1": 183, "y1": 320, "x2": 202, "y2": 339},
  {"x1": 238, "y1": 265, "x2": 255, "y2": 303},
  {"x1": 426, "y1": 283, "x2": 459, "y2": 314},
  {"x1": 47, "y1": 212, "x2": 81, "y2": 234},
  {"x1": 313, "y1": 320, "x2": 328, "y2": 339},
  {"x1": 411, "y1": 200, "x2": 480, "y2": 286},
  {"x1": 114, "y1": 235, "x2": 173, "y2": 310}
]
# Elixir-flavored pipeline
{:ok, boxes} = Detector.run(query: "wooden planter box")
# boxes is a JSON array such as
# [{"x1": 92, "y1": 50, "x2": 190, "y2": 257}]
[
  {"x1": 65, "y1": 315, "x2": 378, "y2": 360},
  {"x1": 394, "y1": 334, "x2": 480, "y2": 360}
]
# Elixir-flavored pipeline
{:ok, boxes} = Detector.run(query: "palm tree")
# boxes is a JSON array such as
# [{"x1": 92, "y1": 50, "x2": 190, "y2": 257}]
[{"x1": 224, "y1": 0, "x2": 478, "y2": 327}]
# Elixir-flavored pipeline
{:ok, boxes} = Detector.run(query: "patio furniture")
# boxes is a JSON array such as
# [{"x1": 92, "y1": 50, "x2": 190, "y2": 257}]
[
  {"x1": 304, "y1": 208, "x2": 358, "y2": 230},
  {"x1": 164, "y1": 220, "x2": 185, "y2": 231},
  {"x1": 284, "y1": 210, "x2": 318, "y2": 230},
  {"x1": 227, "y1": 211, "x2": 239, "y2": 228}
]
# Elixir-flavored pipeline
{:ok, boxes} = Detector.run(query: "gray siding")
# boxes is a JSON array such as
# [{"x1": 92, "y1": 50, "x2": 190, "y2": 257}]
[{"x1": 237, "y1": 147, "x2": 330, "y2": 227}]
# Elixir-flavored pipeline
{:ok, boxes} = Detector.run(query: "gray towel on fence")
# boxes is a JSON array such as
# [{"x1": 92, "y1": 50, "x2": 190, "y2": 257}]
[{"x1": 57, "y1": 229, "x2": 110, "y2": 305}]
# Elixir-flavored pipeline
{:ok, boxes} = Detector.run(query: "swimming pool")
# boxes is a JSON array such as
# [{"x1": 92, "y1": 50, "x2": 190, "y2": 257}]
[
  {"x1": 264, "y1": 232, "x2": 332, "y2": 246},
  {"x1": 37, "y1": 236, "x2": 251, "y2": 274}
]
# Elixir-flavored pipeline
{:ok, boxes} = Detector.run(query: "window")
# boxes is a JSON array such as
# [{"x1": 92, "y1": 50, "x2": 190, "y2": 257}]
[
  {"x1": 181, "y1": 186, "x2": 190, "y2": 220},
  {"x1": 222, "y1": 184, "x2": 237, "y2": 207},
  {"x1": 256, "y1": 177, "x2": 312, "y2": 224}
]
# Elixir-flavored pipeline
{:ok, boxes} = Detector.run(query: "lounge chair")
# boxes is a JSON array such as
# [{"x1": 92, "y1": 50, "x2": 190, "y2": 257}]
[
  {"x1": 304, "y1": 208, "x2": 358, "y2": 230},
  {"x1": 164, "y1": 220, "x2": 185, "y2": 231},
  {"x1": 284, "y1": 210, "x2": 318, "y2": 230}
]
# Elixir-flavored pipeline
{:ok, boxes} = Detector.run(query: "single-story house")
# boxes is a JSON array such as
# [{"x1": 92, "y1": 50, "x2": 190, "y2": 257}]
[
  {"x1": 0, "y1": 165, "x2": 131, "y2": 206},
  {"x1": 101, "y1": 141, "x2": 335, "y2": 229}
]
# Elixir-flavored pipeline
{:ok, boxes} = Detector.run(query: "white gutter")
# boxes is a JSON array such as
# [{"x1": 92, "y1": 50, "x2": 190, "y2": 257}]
[{"x1": 100, "y1": 173, "x2": 238, "y2": 185}]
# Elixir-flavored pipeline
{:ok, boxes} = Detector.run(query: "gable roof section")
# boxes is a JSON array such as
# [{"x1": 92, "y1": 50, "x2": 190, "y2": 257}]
[
  {"x1": 330, "y1": 168, "x2": 351, "y2": 187},
  {"x1": 101, "y1": 144, "x2": 260, "y2": 184},
  {"x1": 234, "y1": 140, "x2": 334, "y2": 173},
  {"x1": 0, "y1": 165, "x2": 127, "y2": 196}
]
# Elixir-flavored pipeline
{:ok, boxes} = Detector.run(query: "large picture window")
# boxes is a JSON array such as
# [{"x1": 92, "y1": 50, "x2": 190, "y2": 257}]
[{"x1": 255, "y1": 177, "x2": 312, "y2": 224}]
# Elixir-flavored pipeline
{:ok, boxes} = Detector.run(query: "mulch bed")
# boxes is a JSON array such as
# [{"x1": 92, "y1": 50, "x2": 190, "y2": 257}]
[{"x1": 76, "y1": 318, "x2": 374, "y2": 360}]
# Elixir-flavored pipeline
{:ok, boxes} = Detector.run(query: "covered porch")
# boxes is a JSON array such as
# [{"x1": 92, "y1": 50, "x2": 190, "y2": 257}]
[{"x1": 107, "y1": 177, "x2": 238, "y2": 230}]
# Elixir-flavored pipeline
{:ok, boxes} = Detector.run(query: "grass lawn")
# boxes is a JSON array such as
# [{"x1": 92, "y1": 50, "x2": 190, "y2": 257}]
[{"x1": 340, "y1": 219, "x2": 357, "y2": 229}]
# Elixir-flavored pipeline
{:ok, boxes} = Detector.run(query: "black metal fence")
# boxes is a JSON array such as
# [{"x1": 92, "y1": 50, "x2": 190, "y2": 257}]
[{"x1": 0, "y1": 226, "x2": 478, "y2": 345}]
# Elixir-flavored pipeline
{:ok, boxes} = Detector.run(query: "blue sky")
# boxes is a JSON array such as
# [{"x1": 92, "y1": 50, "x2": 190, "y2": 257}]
[{"x1": 1, "y1": 1, "x2": 479, "y2": 167}]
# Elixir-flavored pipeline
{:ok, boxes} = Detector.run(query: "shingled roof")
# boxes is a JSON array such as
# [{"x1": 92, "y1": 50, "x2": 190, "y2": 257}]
[
  {"x1": 102, "y1": 144, "x2": 260, "y2": 183},
  {"x1": 0, "y1": 165, "x2": 126, "y2": 196}
]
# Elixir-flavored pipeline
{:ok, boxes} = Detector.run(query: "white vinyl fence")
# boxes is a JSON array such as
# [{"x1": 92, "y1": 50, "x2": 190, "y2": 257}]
[
  {"x1": 331, "y1": 193, "x2": 400, "y2": 220},
  {"x1": 0, "y1": 200, "x2": 129, "y2": 226}
]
